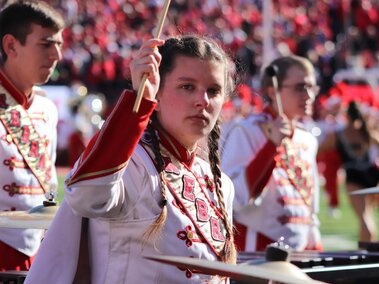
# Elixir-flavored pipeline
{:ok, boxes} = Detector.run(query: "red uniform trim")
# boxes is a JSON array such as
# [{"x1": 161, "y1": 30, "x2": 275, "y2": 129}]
[
  {"x1": 278, "y1": 196, "x2": 306, "y2": 206},
  {"x1": 234, "y1": 221, "x2": 247, "y2": 252},
  {"x1": 67, "y1": 90, "x2": 156, "y2": 185},
  {"x1": 3, "y1": 183, "x2": 44, "y2": 196},
  {"x1": 155, "y1": 124, "x2": 196, "y2": 167},
  {"x1": 3, "y1": 157, "x2": 28, "y2": 170},
  {"x1": 0, "y1": 240, "x2": 34, "y2": 271},
  {"x1": 177, "y1": 225, "x2": 203, "y2": 247},
  {"x1": 245, "y1": 140, "x2": 277, "y2": 198},
  {"x1": 255, "y1": 232, "x2": 275, "y2": 251},
  {"x1": 317, "y1": 149, "x2": 341, "y2": 207},
  {"x1": 277, "y1": 215, "x2": 311, "y2": 225},
  {"x1": 234, "y1": 221, "x2": 275, "y2": 252},
  {"x1": 164, "y1": 176, "x2": 225, "y2": 258},
  {"x1": 0, "y1": 89, "x2": 53, "y2": 193}
]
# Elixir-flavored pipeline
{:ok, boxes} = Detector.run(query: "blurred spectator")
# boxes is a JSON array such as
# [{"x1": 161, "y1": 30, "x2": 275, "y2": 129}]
[
  {"x1": 220, "y1": 83, "x2": 261, "y2": 152},
  {"x1": 314, "y1": 94, "x2": 345, "y2": 218},
  {"x1": 67, "y1": 91, "x2": 107, "y2": 166},
  {"x1": 67, "y1": 100, "x2": 87, "y2": 167},
  {"x1": 320, "y1": 100, "x2": 379, "y2": 242}
]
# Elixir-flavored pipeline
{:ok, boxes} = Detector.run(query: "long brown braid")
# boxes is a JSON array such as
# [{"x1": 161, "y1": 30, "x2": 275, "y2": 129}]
[
  {"x1": 208, "y1": 120, "x2": 237, "y2": 264},
  {"x1": 142, "y1": 119, "x2": 168, "y2": 243}
]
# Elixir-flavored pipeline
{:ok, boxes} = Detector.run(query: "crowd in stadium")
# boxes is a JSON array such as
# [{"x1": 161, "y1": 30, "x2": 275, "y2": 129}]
[
  {"x1": 11, "y1": 0, "x2": 376, "y2": 105},
  {"x1": 2, "y1": 0, "x2": 379, "y2": 204}
]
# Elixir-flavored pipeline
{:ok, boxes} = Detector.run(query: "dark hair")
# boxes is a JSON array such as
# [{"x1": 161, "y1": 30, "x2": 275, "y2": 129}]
[
  {"x1": 261, "y1": 55, "x2": 315, "y2": 103},
  {"x1": 347, "y1": 101, "x2": 370, "y2": 142},
  {"x1": 144, "y1": 35, "x2": 237, "y2": 264},
  {"x1": 0, "y1": 0, "x2": 65, "y2": 61},
  {"x1": 158, "y1": 35, "x2": 235, "y2": 99}
]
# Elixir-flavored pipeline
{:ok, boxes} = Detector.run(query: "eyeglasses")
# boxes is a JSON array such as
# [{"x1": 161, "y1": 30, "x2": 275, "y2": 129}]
[{"x1": 281, "y1": 83, "x2": 320, "y2": 94}]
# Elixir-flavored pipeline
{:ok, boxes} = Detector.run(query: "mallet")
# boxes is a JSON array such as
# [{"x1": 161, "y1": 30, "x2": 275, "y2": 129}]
[
  {"x1": 266, "y1": 65, "x2": 284, "y2": 116},
  {"x1": 133, "y1": 0, "x2": 171, "y2": 113}
]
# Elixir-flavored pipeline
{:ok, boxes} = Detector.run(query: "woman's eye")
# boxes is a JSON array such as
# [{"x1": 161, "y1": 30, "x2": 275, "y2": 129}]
[
  {"x1": 181, "y1": 84, "x2": 194, "y2": 91},
  {"x1": 207, "y1": 87, "x2": 221, "y2": 96}
]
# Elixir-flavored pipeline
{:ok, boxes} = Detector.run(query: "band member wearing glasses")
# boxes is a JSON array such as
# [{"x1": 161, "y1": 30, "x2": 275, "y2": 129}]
[{"x1": 222, "y1": 55, "x2": 323, "y2": 252}]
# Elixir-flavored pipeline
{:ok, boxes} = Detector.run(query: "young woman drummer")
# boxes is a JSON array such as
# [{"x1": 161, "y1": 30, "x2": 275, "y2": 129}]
[{"x1": 26, "y1": 35, "x2": 237, "y2": 284}]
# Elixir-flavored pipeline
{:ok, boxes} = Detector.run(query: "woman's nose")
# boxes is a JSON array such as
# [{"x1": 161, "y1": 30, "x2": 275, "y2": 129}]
[{"x1": 195, "y1": 90, "x2": 210, "y2": 108}]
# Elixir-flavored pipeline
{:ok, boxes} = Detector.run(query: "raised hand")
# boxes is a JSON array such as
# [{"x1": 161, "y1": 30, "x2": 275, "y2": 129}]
[
  {"x1": 130, "y1": 38, "x2": 165, "y2": 101},
  {"x1": 262, "y1": 114, "x2": 293, "y2": 146}
]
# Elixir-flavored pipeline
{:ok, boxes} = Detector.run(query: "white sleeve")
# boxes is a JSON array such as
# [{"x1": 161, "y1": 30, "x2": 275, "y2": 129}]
[
  {"x1": 221, "y1": 173, "x2": 235, "y2": 224},
  {"x1": 64, "y1": 161, "x2": 127, "y2": 218},
  {"x1": 221, "y1": 121, "x2": 266, "y2": 210},
  {"x1": 309, "y1": 133, "x2": 320, "y2": 214},
  {"x1": 64, "y1": 145, "x2": 161, "y2": 219}
]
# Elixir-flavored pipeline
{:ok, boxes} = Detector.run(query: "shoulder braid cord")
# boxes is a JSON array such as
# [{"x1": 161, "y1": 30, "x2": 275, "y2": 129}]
[{"x1": 208, "y1": 120, "x2": 237, "y2": 264}]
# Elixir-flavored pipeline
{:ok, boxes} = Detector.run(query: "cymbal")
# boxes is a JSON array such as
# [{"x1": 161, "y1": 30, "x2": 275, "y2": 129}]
[
  {"x1": 350, "y1": 187, "x2": 379, "y2": 196},
  {"x1": 146, "y1": 255, "x2": 327, "y2": 284},
  {"x1": 0, "y1": 203, "x2": 58, "y2": 229}
]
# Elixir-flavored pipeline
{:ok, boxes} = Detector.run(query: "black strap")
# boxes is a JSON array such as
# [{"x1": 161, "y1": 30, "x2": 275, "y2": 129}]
[{"x1": 73, "y1": 217, "x2": 91, "y2": 284}]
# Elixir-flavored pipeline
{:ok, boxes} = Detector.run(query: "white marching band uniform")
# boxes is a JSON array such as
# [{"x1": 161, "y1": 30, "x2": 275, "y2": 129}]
[
  {"x1": 0, "y1": 69, "x2": 58, "y2": 258},
  {"x1": 26, "y1": 91, "x2": 234, "y2": 284},
  {"x1": 221, "y1": 109, "x2": 322, "y2": 252}
]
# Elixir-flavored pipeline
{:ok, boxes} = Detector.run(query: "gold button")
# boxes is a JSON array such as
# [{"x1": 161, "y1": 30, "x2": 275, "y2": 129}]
[{"x1": 6, "y1": 134, "x2": 12, "y2": 143}]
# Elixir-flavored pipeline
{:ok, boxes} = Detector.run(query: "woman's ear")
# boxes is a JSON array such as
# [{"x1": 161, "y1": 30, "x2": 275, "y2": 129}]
[{"x1": 155, "y1": 92, "x2": 161, "y2": 111}]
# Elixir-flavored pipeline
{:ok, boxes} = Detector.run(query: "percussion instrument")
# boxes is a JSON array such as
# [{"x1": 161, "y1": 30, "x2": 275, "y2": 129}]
[
  {"x1": 0, "y1": 270, "x2": 27, "y2": 284},
  {"x1": 350, "y1": 187, "x2": 379, "y2": 195},
  {"x1": 147, "y1": 254, "x2": 325, "y2": 284},
  {"x1": 238, "y1": 250, "x2": 379, "y2": 284},
  {"x1": 147, "y1": 243, "x2": 327, "y2": 284},
  {"x1": 0, "y1": 201, "x2": 58, "y2": 229}
]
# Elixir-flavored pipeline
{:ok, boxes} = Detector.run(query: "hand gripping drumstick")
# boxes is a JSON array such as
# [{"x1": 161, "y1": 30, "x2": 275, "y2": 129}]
[
  {"x1": 133, "y1": 0, "x2": 172, "y2": 113},
  {"x1": 266, "y1": 65, "x2": 291, "y2": 162},
  {"x1": 266, "y1": 65, "x2": 284, "y2": 116}
]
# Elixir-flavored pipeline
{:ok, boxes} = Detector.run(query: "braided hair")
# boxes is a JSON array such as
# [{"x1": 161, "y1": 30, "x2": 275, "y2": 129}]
[
  {"x1": 143, "y1": 35, "x2": 237, "y2": 263},
  {"x1": 208, "y1": 119, "x2": 237, "y2": 264},
  {"x1": 347, "y1": 101, "x2": 370, "y2": 143},
  {"x1": 142, "y1": 119, "x2": 168, "y2": 244}
]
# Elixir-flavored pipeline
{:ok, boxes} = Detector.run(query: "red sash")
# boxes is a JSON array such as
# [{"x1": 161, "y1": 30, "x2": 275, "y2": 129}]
[
  {"x1": 142, "y1": 142, "x2": 227, "y2": 258},
  {"x1": 0, "y1": 85, "x2": 52, "y2": 194}
]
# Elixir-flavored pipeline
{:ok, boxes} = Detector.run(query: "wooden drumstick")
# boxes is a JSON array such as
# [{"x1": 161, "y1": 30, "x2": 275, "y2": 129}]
[
  {"x1": 133, "y1": 0, "x2": 171, "y2": 113},
  {"x1": 266, "y1": 65, "x2": 284, "y2": 116}
]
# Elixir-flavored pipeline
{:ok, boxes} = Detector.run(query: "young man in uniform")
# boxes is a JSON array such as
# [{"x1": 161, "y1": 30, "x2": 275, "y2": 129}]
[
  {"x1": 222, "y1": 55, "x2": 323, "y2": 252},
  {"x1": 0, "y1": 0, "x2": 64, "y2": 270}
]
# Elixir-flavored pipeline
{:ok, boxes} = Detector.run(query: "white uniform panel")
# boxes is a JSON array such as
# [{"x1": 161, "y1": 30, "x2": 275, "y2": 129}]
[{"x1": 27, "y1": 144, "x2": 234, "y2": 284}]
